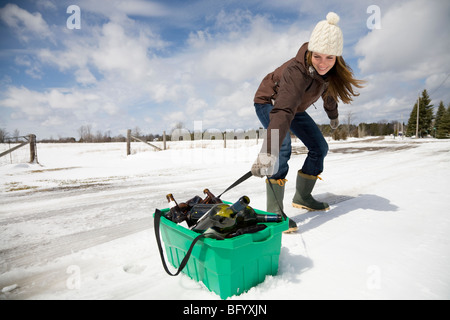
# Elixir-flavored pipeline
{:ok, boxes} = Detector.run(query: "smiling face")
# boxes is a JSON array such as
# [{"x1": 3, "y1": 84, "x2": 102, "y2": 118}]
[{"x1": 311, "y1": 52, "x2": 336, "y2": 75}]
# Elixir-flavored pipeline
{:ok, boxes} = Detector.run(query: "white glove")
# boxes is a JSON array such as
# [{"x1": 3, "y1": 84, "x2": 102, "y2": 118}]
[
  {"x1": 251, "y1": 153, "x2": 278, "y2": 178},
  {"x1": 330, "y1": 118, "x2": 339, "y2": 129}
]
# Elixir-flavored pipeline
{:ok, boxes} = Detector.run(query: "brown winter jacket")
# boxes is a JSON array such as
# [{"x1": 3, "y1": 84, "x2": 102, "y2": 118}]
[{"x1": 254, "y1": 42, "x2": 338, "y2": 155}]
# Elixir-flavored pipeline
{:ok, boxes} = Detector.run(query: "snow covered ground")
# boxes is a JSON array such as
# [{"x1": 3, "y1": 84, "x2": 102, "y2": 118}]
[{"x1": 1, "y1": 136, "x2": 449, "y2": 300}]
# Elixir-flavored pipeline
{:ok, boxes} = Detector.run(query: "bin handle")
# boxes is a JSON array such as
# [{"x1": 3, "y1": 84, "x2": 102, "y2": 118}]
[
  {"x1": 154, "y1": 209, "x2": 205, "y2": 276},
  {"x1": 252, "y1": 233, "x2": 274, "y2": 243}
]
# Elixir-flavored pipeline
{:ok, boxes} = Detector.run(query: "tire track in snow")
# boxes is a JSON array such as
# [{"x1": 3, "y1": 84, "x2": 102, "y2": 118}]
[
  {"x1": 1, "y1": 217, "x2": 153, "y2": 273},
  {"x1": 0, "y1": 165, "x2": 229, "y2": 272}
]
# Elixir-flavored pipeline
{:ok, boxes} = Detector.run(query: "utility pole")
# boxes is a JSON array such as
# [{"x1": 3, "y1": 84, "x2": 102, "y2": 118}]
[
  {"x1": 415, "y1": 93, "x2": 420, "y2": 138},
  {"x1": 401, "y1": 115, "x2": 404, "y2": 140}
]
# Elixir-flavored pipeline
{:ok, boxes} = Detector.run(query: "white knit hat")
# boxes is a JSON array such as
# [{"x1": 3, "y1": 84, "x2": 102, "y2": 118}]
[{"x1": 308, "y1": 12, "x2": 343, "y2": 56}]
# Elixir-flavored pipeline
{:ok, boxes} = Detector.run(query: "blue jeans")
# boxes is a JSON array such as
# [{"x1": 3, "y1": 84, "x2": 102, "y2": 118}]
[{"x1": 255, "y1": 103, "x2": 328, "y2": 179}]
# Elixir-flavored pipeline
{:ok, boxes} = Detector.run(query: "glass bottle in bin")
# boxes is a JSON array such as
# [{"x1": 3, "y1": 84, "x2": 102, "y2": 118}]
[
  {"x1": 183, "y1": 188, "x2": 222, "y2": 228},
  {"x1": 186, "y1": 203, "x2": 215, "y2": 227},
  {"x1": 227, "y1": 224, "x2": 267, "y2": 238},
  {"x1": 202, "y1": 188, "x2": 222, "y2": 204},
  {"x1": 166, "y1": 194, "x2": 185, "y2": 223},
  {"x1": 236, "y1": 207, "x2": 283, "y2": 228},
  {"x1": 192, "y1": 195, "x2": 250, "y2": 234},
  {"x1": 184, "y1": 195, "x2": 203, "y2": 210}
]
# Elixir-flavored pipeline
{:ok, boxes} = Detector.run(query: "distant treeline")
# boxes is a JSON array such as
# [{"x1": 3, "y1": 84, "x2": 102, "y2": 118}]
[
  {"x1": 38, "y1": 133, "x2": 164, "y2": 143},
  {"x1": 39, "y1": 126, "x2": 163, "y2": 143},
  {"x1": 39, "y1": 122, "x2": 404, "y2": 143},
  {"x1": 1, "y1": 121, "x2": 406, "y2": 144},
  {"x1": 317, "y1": 121, "x2": 403, "y2": 140}
]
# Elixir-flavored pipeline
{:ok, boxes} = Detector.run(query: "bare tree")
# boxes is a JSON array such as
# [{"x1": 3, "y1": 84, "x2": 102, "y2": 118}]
[
  {"x1": 85, "y1": 124, "x2": 92, "y2": 142},
  {"x1": 345, "y1": 111, "x2": 354, "y2": 137},
  {"x1": 358, "y1": 123, "x2": 366, "y2": 138},
  {"x1": 95, "y1": 130, "x2": 104, "y2": 142},
  {"x1": 78, "y1": 124, "x2": 93, "y2": 142},
  {"x1": 132, "y1": 126, "x2": 142, "y2": 138},
  {"x1": 0, "y1": 128, "x2": 9, "y2": 143},
  {"x1": 78, "y1": 126, "x2": 86, "y2": 142},
  {"x1": 13, "y1": 129, "x2": 20, "y2": 142}
]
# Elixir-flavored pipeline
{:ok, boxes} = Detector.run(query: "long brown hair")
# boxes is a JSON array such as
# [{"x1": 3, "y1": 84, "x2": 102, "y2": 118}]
[{"x1": 307, "y1": 51, "x2": 365, "y2": 104}]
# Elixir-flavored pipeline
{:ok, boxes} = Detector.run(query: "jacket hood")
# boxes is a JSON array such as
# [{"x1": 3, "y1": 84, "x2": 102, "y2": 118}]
[
  {"x1": 295, "y1": 42, "x2": 309, "y2": 66},
  {"x1": 296, "y1": 42, "x2": 327, "y2": 82}
]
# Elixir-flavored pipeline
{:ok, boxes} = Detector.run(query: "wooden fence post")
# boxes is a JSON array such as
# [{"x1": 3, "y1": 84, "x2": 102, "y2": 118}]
[
  {"x1": 163, "y1": 131, "x2": 166, "y2": 150},
  {"x1": 29, "y1": 134, "x2": 37, "y2": 163},
  {"x1": 127, "y1": 129, "x2": 131, "y2": 155},
  {"x1": 223, "y1": 132, "x2": 226, "y2": 148}
]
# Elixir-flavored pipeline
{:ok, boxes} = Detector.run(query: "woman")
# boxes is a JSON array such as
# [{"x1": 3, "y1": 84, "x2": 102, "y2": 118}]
[{"x1": 251, "y1": 12, "x2": 365, "y2": 232}]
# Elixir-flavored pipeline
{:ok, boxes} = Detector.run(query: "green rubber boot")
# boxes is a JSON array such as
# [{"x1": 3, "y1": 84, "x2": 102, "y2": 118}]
[
  {"x1": 292, "y1": 170, "x2": 329, "y2": 211},
  {"x1": 266, "y1": 179, "x2": 298, "y2": 233}
]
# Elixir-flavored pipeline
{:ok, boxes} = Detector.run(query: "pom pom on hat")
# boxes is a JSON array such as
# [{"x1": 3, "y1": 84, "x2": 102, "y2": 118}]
[
  {"x1": 308, "y1": 12, "x2": 343, "y2": 56},
  {"x1": 326, "y1": 12, "x2": 340, "y2": 25}
]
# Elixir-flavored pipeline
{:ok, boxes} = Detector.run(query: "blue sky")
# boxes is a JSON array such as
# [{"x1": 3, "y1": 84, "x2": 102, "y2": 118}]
[{"x1": 0, "y1": 0, "x2": 449, "y2": 139}]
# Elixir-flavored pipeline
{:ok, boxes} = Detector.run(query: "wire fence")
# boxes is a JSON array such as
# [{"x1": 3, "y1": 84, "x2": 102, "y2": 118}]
[{"x1": 0, "y1": 134, "x2": 37, "y2": 166}]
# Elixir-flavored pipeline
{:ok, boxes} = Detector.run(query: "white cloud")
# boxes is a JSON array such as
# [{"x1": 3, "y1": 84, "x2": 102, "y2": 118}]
[
  {"x1": 185, "y1": 98, "x2": 208, "y2": 116},
  {"x1": 36, "y1": 0, "x2": 57, "y2": 11},
  {"x1": 79, "y1": 0, "x2": 170, "y2": 21},
  {"x1": 355, "y1": 0, "x2": 450, "y2": 78},
  {"x1": 1, "y1": 4, "x2": 318, "y2": 137},
  {"x1": 41, "y1": 115, "x2": 65, "y2": 127},
  {"x1": 103, "y1": 102, "x2": 119, "y2": 115},
  {"x1": 191, "y1": 13, "x2": 309, "y2": 83},
  {"x1": 14, "y1": 55, "x2": 43, "y2": 79},
  {"x1": 163, "y1": 111, "x2": 186, "y2": 129},
  {"x1": 1, "y1": 86, "x2": 49, "y2": 116},
  {"x1": 349, "y1": 0, "x2": 450, "y2": 123},
  {"x1": 0, "y1": 3, "x2": 52, "y2": 41},
  {"x1": 158, "y1": 11, "x2": 311, "y2": 131},
  {"x1": 38, "y1": 20, "x2": 164, "y2": 84},
  {"x1": 90, "y1": 22, "x2": 157, "y2": 82},
  {"x1": 5, "y1": 1, "x2": 447, "y2": 139},
  {"x1": 425, "y1": 74, "x2": 450, "y2": 97},
  {"x1": 75, "y1": 68, "x2": 97, "y2": 85},
  {"x1": 115, "y1": 0, "x2": 170, "y2": 17},
  {"x1": 38, "y1": 44, "x2": 90, "y2": 72},
  {"x1": 0, "y1": 86, "x2": 120, "y2": 127}
]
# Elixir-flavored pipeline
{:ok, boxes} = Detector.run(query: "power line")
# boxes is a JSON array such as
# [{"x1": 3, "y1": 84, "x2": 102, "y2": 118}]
[{"x1": 429, "y1": 73, "x2": 449, "y2": 97}]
